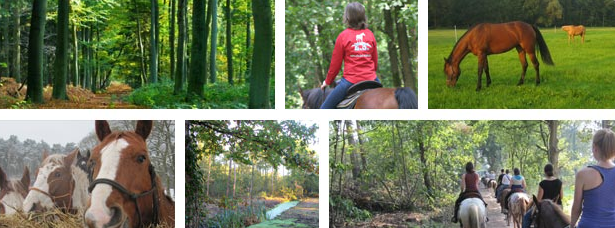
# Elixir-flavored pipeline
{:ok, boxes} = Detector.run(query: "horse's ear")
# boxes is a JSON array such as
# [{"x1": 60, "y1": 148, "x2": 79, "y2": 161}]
[
  {"x1": 533, "y1": 195, "x2": 539, "y2": 205},
  {"x1": 96, "y1": 120, "x2": 112, "y2": 141},
  {"x1": 0, "y1": 166, "x2": 7, "y2": 189},
  {"x1": 42, "y1": 150, "x2": 49, "y2": 161},
  {"x1": 297, "y1": 84, "x2": 305, "y2": 99},
  {"x1": 135, "y1": 120, "x2": 153, "y2": 140},
  {"x1": 64, "y1": 148, "x2": 79, "y2": 167},
  {"x1": 444, "y1": 57, "x2": 449, "y2": 63},
  {"x1": 21, "y1": 166, "x2": 30, "y2": 188}
]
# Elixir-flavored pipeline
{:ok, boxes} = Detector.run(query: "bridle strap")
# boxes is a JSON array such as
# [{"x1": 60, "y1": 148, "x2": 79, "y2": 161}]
[
  {"x1": 88, "y1": 164, "x2": 159, "y2": 226},
  {"x1": 29, "y1": 178, "x2": 75, "y2": 211}
]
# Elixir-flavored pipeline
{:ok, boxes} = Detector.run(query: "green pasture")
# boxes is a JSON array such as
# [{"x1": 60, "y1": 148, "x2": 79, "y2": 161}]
[{"x1": 428, "y1": 27, "x2": 615, "y2": 108}]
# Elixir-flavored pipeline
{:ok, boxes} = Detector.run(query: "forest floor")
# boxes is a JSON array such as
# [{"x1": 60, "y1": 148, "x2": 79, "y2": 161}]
[
  {"x1": 0, "y1": 78, "x2": 142, "y2": 109},
  {"x1": 275, "y1": 197, "x2": 319, "y2": 227},
  {"x1": 482, "y1": 187, "x2": 509, "y2": 228}
]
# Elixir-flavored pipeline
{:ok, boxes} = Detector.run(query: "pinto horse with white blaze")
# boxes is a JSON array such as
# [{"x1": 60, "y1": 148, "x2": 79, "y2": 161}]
[
  {"x1": 23, "y1": 148, "x2": 90, "y2": 213},
  {"x1": 0, "y1": 166, "x2": 29, "y2": 215},
  {"x1": 85, "y1": 120, "x2": 174, "y2": 228},
  {"x1": 458, "y1": 198, "x2": 487, "y2": 228}
]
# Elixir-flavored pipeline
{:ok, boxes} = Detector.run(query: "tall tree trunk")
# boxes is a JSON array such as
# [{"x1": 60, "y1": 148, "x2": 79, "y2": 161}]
[
  {"x1": 26, "y1": 0, "x2": 47, "y2": 104},
  {"x1": 299, "y1": 23, "x2": 325, "y2": 84},
  {"x1": 133, "y1": 0, "x2": 147, "y2": 86},
  {"x1": 395, "y1": 8, "x2": 416, "y2": 91},
  {"x1": 383, "y1": 9, "x2": 401, "y2": 87},
  {"x1": 233, "y1": 161, "x2": 237, "y2": 198},
  {"x1": 225, "y1": 0, "x2": 233, "y2": 84},
  {"x1": 174, "y1": 0, "x2": 187, "y2": 94},
  {"x1": 87, "y1": 26, "x2": 94, "y2": 90},
  {"x1": 547, "y1": 120, "x2": 560, "y2": 176},
  {"x1": 150, "y1": 0, "x2": 159, "y2": 83},
  {"x1": 209, "y1": 0, "x2": 218, "y2": 83},
  {"x1": 338, "y1": 121, "x2": 346, "y2": 195},
  {"x1": 244, "y1": 1, "x2": 251, "y2": 82},
  {"x1": 355, "y1": 121, "x2": 368, "y2": 171},
  {"x1": 188, "y1": 0, "x2": 207, "y2": 98},
  {"x1": 206, "y1": 153, "x2": 212, "y2": 197},
  {"x1": 10, "y1": 0, "x2": 21, "y2": 82},
  {"x1": 346, "y1": 121, "x2": 360, "y2": 180},
  {"x1": 330, "y1": 121, "x2": 340, "y2": 192},
  {"x1": 169, "y1": 0, "x2": 175, "y2": 82},
  {"x1": 2, "y1": 0, "x2": 9, "y2": 78},
  {"x1": 417, "y1": 124, "x2": 434, "y2": 198},
  {"x1": 53, "y1": 0, "x2": 69, "y2": 100},
  {"x1": 71, "y1": 25, "x2": 79, "y2": 86},
  {"x1": 226, "y1": 158, "x2": 232, "y2": 198},
  {"x1": 250, "y1": 162, "x2": 255, "y2": 204},
  {"x1": 248, "y1": 0, "x2": 272, "y2": 109}
]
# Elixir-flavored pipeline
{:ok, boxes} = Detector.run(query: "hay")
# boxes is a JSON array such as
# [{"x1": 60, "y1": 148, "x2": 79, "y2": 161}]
[{"x1": 0, "y1": 209, "x2": 174, "y2": 228}]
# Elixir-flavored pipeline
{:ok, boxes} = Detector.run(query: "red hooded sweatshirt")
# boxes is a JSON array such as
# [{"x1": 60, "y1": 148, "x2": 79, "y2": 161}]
[{"x1": 325, "y1": 28, "x2": 378, "y2": 85}]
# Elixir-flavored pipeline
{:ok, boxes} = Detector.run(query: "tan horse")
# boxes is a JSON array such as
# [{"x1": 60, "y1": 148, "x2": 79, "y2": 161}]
[
  {"x1": 562, "y1": 25, "x2": 585, "y2": 44},
  {"x1": 488, "y1": 180, "x2": 497, "y2": 193},
  {"x1": 508, "y1": 192, "x2": 530, "y2": 228}
]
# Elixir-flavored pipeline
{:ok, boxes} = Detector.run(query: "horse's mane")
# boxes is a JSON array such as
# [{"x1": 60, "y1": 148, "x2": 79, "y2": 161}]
[
  {"x1": 539, "y1": 200, "x2": 571, "y2": 224},
  {"x1": 446, "y1": 23, "x2": 480, "y2": 62}
]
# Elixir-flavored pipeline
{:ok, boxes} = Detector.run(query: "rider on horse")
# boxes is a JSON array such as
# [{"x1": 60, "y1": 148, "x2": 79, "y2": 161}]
[
  {"x1": 319, "y1": 2, "x2": 380, "y2": 109},
  {"x1": 522, "y1": 164, "x2": 563, "y2": 228},
  {"x1": 496, "y1": 169, "x2": 511, "y2": 202},
  {"x1": 504, "y1": 168, "x2": 527, "y2": 210},
  {"x1": 452, "y1": 162, "x2": 488, "y2": 223}
]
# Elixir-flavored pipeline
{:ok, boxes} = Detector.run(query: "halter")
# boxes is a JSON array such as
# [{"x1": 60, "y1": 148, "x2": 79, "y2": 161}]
[
  {"x1": 29, "y1": 177, "x2": 75, "y2": 211},
  {"x1": 87, "y1": 164, "x2": 160, "y2": 227}
]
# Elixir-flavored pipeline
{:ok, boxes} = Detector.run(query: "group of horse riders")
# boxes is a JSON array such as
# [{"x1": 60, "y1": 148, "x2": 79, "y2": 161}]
[
  {"x1": 451, "y1": 162, "x2": 563, "y2": 228},
  {"x1": 452, "y1": 129, "x2": 615, "y2": 228}
]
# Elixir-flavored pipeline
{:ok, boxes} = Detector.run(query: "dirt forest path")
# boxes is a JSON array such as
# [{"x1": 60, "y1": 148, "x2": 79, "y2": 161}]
[
  {"x1": 481, "y1": 187, "x2": 510, "y2": 228},
  {"x1": 276, "y1": 197, "x2": 319, "y2": 228}
]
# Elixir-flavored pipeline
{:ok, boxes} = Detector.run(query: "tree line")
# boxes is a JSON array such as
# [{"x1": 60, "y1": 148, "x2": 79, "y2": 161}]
[
  {"x1": 0, "y1": 0, "x2": 273, "y2": 108},
  {"x1": 429, "y1": 0, "x2": 615, "y2": 28}
]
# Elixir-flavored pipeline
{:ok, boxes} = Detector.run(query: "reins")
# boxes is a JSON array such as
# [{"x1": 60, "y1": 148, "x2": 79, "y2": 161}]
[{"x1": 88, "y1": 164, "x2": 160, "y2": 226}]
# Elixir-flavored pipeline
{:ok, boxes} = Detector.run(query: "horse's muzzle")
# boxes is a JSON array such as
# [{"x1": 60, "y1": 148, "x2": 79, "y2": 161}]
[{"x1": 85, "y1": 205, "x2": 128, "y2": 228}]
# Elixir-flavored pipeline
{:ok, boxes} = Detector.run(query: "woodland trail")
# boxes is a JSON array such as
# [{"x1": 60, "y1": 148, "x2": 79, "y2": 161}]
[
  {"x1": 276, "y1": 197, "x2": 319, "y2": 227},
  {"x1": 481, "y1": 187, "x2": 510, "y2": 228}
]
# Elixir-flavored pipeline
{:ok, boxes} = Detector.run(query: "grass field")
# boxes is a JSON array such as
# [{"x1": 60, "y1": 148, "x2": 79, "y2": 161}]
[{"x1": 428, "y1": 27, "x2": 615, "y2": 108}]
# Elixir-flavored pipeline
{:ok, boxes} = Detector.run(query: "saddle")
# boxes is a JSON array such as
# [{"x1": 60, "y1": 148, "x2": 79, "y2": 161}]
[
  {"x1": 462, "y1": 191, "x2": 482, "y2": 200},
  {"x1": 336, "y1": 81, "x2": 383, "y2": 109}
]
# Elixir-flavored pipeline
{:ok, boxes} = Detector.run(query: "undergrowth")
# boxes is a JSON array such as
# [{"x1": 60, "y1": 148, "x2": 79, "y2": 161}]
[
  {"x1": 127, "y1": 80, "x2": 253, "y2": 109},
  {"x1": 203, "y1": 204, "x2": 267, "y2": 228}
]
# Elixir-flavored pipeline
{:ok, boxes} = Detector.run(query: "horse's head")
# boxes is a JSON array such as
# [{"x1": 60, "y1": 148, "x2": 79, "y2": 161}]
[
  {"x1": 85, "y1": 120, "x2": 155, "y2": 228},
  {"x1": 301, "y1": 87, "x2": 331, "y2": 109},
  {"x1": 0, "y1": 166, "x2": 30, "y2": 214},
  {"x1": 444, "y1": 58, "x2": 461, "y2": 87},
  {"x1": 23, "y1": 149, "x2": 79, "y2": 212}
]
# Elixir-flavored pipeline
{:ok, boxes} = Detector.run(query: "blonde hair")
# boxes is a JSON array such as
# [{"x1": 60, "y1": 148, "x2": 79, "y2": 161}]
[
  {"x1": 593, "y1": 128, "x2": 615, "y2": 161},
  {"x1": 343, "y1": 2, "x2": 367, "y2": 30}
]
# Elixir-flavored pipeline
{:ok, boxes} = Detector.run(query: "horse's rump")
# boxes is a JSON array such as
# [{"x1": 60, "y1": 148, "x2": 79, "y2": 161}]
[{"x1": 459, "y1": 198, "x2": 487, "y2": 228}]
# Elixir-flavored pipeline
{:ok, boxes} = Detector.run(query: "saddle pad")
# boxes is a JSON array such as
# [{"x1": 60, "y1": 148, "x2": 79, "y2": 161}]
[{"x1": 337, "y1": 90, "x2": 368, "y2": 109}]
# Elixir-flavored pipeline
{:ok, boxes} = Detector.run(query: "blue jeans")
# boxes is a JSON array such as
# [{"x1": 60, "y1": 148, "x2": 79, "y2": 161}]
[
  {"x1": 320, "y1": 77, "x2": 380, "y2": 109},
  {"x1": 522, "y1": 209, "x2": 532, "y2": 228}
]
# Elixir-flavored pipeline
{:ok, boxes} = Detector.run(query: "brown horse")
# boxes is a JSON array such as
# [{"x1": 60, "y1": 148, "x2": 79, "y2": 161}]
[
  {"x1": 85, "y1": 120, "x2": 174, "y2": 228},
  {"x1": 508, "y1": 192, "x2": 530, "y2": 228},
  {"x1": 0, "y1": 166, "x2": 29, "y2": 215},
  {"x1": 487, "y1": 180, "x2": 497, "y2": 193},
  {"x1": 531, "y1": 195, "x2": 570, "y2": 228},
  {"x1": 444, "y1": 21, "x2": 554, "y2": 91},
  {"x1": 23, "y1": 148, "x2": 90, "y2": 213},
  {"x1": 299, "y1": 86, "x2": 418, "y2": 109},
  {"x1": 562, "y1": 25, "x2": 585, "y2": 44},
  {"x1": 498, "y1": 188, "x2": 510, "y2": 220}
]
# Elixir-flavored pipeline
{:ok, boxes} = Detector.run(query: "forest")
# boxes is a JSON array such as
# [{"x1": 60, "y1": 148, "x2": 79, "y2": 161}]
[
  {"x1": 329, "y1": 120, "x2": 607, "y2": 227},
  {"x1": 285, "y1": 0, "x2": 417, "y2": 108},
  {"x1": 428, "y1": 0, "x2": 615, "y2": 28},
  {"x1": 0, "y1": 120, "x2": 176, "y2": 197},
  {"x1": 0, "y1": 0, "x2": 273, "y2": 109},
  {"x1": 185, "y1": 120, "x2": 320, "y2": 228}
]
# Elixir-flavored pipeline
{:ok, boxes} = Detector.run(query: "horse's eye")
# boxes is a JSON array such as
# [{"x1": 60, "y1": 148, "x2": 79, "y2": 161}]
[
  {"x1": 55, "y1": 172, "x2": 61, "y2": 177},
  {"x1": 137, "y1": 155, "x2": 146, "y2": 164}
]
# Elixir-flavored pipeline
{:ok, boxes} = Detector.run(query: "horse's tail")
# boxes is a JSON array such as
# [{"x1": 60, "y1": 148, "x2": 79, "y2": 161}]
[
  {"x1": 394, "y1": 87, "x2": 418, "y2": 109},
  {"x1": 533, "y1": 25, "x2": 554, "y2": 66},
  {"x1": 469, "y1": 204, "x2": 479, "y2": 228}
]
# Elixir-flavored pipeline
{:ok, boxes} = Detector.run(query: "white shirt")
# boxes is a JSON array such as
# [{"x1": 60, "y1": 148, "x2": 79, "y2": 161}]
[{"x1": 501, "y1": 174, "x2": 512, "y2": 185}]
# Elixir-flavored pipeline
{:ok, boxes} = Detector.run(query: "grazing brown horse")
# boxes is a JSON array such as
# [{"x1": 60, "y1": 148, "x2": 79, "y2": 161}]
[
  {"x1": 85, "y1": 120, "x2": 174, "y2": 228},
  {"x1": 0, "y1": 166, "x2": 29, "y2": 215},
  {"x1": 531, "y1": 195, "x2": 570, "y2": 228},
  {"x1": 444, "y1": 21, "x2": 554, "y2": 91},
  {"x1": 299, "y1": 86, "x2": 418, "y2": 109},
  {"x1": 562, "y1": 25, "x2": 585, "y2": 44},
  {"x1": 23, "y1": 148, "x2": 90, "y2": 213},
  {"x1": 508, "y1": 192, "x2": 530, "y2": 228}
]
